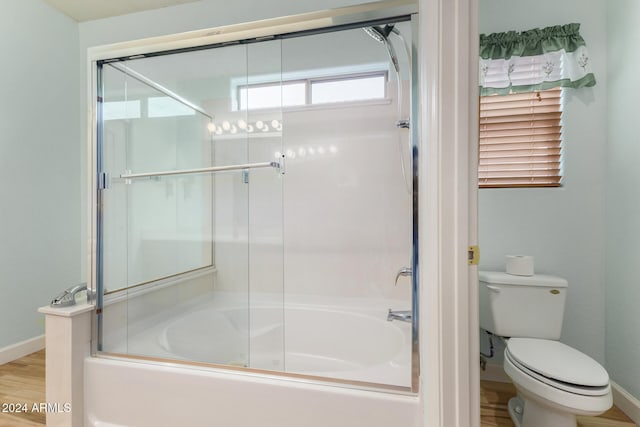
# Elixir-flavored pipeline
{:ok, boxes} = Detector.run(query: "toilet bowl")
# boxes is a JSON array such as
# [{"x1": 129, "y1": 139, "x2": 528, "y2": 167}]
[
  {"x1": 503, "y1": 338, "x2": 612, "y2": 427},
  {"x1": 478, "y1": 271, "x2": 613, "y2": 427}
]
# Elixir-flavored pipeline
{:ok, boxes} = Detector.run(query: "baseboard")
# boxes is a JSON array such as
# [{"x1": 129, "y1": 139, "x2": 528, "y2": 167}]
[
  {"x1": 0, "y1": 335, "x2": 45, "y2": 365},
  {"x1": 480, "y1": 360, "x2": 510, "y2": 383},
  {"x1": 612, "y1": 381, "x2": 640, "y2": 426}
]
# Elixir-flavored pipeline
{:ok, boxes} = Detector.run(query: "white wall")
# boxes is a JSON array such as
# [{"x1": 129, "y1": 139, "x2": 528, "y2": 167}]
[
  {"x1": 606, "y1": 0, "x2": 640, "y2": 401},
  {"x1": 478, "y1": 0, "x2": 608, "y2": 364},
  {"x1": 0, "y1": 0, "x2": 81, "y2": 349}
]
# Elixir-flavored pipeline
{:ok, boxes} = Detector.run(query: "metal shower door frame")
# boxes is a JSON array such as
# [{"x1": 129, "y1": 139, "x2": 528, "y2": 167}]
[{"x1": 88, "y1": 0, "x2": 420, "y2": 394}]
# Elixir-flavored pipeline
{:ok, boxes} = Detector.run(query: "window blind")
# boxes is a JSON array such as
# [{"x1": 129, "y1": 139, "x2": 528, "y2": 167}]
[{"x1": 479, "y1": 88, "x2": 562, "y2": 188}]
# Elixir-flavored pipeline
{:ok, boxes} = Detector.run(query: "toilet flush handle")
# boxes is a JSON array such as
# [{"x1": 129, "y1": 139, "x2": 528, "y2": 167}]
[{"x1": 487, "y1": 285, "x2": 501, "y2": 293}]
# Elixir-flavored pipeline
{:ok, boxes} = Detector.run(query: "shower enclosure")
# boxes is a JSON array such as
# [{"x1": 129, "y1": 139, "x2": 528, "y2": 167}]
[{"x1": 91, "y1": 0, "x2": 419, "y2": 392}]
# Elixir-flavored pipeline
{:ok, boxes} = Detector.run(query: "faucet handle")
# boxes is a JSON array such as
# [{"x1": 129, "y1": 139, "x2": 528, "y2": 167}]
[{"x1": 395, "y1": 267, "x2": 412, "y2": 286}]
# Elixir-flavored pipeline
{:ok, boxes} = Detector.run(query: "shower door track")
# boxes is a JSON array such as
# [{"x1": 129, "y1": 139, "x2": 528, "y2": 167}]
[{"x1": 90, "y1": 0, "x2": 416, "y2": 63}]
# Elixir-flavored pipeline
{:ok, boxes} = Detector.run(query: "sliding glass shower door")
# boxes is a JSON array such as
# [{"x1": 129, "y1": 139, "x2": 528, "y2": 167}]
[
  {"x1": 94, "y1": 9, "x2": 416, "y2": 390},
  {"x1": 97, "y1": 41, "x2": 285, "y2": 369}
]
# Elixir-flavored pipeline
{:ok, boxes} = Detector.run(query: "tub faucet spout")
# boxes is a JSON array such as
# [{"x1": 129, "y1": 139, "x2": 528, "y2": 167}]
[
  {"x1": 387, "y1": 309, "x2": 412, "y2": 323},
  {"x1": 395, "y1": 266, "x2": 412, "y2": 286},
  {"x1": 51, "y1": 283, "x2": 87, "y2": 307}
]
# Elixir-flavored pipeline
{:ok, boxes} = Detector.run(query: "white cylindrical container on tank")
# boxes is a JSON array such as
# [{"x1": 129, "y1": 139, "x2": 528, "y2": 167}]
[{"x1": 505, "y1": 255, "x2": 534, "y2": 276}]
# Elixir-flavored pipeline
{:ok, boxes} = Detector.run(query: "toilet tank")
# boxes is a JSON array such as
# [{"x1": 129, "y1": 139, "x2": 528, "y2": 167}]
[{"x1": 479, "y1": 271, "x2": 568, "y2": 340}]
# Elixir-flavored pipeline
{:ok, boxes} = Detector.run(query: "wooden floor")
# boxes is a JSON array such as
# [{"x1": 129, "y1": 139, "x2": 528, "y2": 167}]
[
  {"x1": 0, "y1": 350, "x2": 46, "y2": 427},
  {"x1": 481, "y1": 380, "x2": 637, "y2": 427},
  {"x1": 0, "y1": 352, "x2": 637, "y2": 427}
]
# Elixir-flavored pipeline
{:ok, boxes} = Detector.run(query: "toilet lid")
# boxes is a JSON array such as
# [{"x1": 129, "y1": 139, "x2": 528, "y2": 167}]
[{"x1": 506, "y1": 338, "x2": 609, "y2": 387}]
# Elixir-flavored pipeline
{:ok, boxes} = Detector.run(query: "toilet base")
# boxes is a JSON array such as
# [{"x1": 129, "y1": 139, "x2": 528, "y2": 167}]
[
  {"x1": 509, "y1": 394, "x2": 577, "y2": 427},
  {"x1": 507, "y1": 397, "x2": 524, "y2": 427}
]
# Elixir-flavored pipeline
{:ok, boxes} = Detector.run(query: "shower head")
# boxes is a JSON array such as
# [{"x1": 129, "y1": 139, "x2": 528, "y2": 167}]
[
  {"x1": 363, "y1": 26, "x2": 386, "y2": 43},
  {"x1": 363, "y1": 24, "x2": 400, "y2": 73},
  {"x1": 363, "y1": 24, "x2": 398, "y2": 43}
]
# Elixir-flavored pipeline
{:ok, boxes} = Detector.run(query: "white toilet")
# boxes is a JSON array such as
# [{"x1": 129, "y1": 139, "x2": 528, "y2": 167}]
[{"x1": 479, "y1": 271, "x2": 612, "y2": 427}]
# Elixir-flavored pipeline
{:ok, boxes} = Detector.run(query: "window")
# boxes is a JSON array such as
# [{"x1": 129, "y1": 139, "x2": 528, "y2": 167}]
[
  {"x1": 479, "y1": 88, "x2": 563, "y2": 188},
  {"x1": 311, "y1": 74, "x2": 386, "y2": 104},
  {"x1": 236, "y1": 72, "x2": 387, "y2": 111},
  {"x1": 238, "y1": 81, "x2": 306, "y2": 110}
]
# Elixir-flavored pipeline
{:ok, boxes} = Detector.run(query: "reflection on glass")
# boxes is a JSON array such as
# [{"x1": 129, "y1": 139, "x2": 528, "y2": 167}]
[
  {"x1": 148, "y1": 96, "x2": 197, "y2": 118},
  {"x1": 103, "y1": 100, "x2": 141, "y2": 121}
]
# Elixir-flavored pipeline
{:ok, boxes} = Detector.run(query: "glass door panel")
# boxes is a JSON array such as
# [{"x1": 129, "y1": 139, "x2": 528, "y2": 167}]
[
  {"x1": 98, "y1": 44, "x2": 253, "y2": 366},
  {"x1": 280, "y1": 24, "x2": 413, "y2": 387},
  {"x1": 246, "y1": 40, "x2": 285, "y2": 371}
]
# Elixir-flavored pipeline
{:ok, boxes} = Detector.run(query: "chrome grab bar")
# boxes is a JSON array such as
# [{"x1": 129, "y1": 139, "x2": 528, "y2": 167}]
[{"x1": 120, "y1": 161, "x2": 280, "y2": 180}]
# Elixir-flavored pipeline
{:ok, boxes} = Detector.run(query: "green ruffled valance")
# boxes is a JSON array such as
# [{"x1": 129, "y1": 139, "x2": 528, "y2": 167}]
[{"x1": 479, "y1": 23, "x2": 596, "y2": 96}]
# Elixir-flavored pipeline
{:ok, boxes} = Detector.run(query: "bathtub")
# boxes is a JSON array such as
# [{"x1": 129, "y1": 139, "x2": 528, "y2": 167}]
[
  {"x1": 155, "y1": 302, "x2": 412, "y2": 387},
  {"x1": 86, "y1": 295, "x2": 419, "y2": 426}
]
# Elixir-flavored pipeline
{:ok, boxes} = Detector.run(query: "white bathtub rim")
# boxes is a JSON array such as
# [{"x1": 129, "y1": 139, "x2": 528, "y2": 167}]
[
  {"x1": 85, "y1": 355, "x2": 420, "y2": 427},
  {"x1": 92, "y1": 350, "x2": 417, "y2": 396},
  {"x1": 93, "y1": 351, "x2": 418, "y2": 395}
]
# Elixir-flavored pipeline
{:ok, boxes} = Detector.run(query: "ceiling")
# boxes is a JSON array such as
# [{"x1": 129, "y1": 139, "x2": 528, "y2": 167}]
[{"x1": 42, "y1": 0, "x2": 201, "y2": 22}]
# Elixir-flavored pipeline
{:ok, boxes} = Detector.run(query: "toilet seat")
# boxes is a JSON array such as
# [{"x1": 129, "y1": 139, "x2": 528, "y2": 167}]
[{"x1": 506, "y1": 338, "x2": 609, "y2": 396}]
